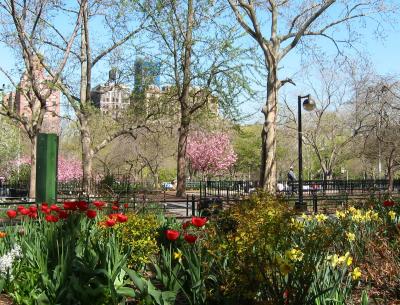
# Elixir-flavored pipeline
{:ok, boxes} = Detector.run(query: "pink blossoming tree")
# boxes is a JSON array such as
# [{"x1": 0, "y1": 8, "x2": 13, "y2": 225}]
[
  {"x1": 8, "y1": 156, "x2": 82, "y2": 182},
  {"x1": 186, "y1": 132, "x2": 237, "y2": 176}
]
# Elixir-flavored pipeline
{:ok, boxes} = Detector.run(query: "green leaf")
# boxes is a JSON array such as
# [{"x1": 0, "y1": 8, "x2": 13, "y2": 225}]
[
  {"x1": 36, "y1": 292, "x2": 51, "y2": 305},
  {"x1": 116, "y1": 286, "x2": 136, "y2": 298},
  {"x1": 0, "y1": 278, "x2": 5, "y2": 293},
  {"x1": 124, "y1": 268, "x2": 146, "y2": 292}
]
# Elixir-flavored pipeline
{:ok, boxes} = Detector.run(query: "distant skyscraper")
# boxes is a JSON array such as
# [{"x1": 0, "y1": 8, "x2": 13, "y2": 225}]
[{"x1": 134, "y1": 58, "x2": 161, "y2": 93}]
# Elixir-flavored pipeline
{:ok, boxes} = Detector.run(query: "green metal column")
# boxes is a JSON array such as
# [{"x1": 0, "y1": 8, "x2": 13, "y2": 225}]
[{"x1": 36, "y1": 133, "x2": 58, "y2": 203}]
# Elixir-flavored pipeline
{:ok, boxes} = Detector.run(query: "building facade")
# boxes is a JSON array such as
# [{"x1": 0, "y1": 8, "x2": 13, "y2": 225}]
[{"x1": 6, "y1": 58, "x2": 61, "y2": 134}]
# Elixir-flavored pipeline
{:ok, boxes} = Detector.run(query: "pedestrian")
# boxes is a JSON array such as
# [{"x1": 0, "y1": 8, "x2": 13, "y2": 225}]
[{"x1": 287, "y1": 166, "x2": 296, "y2": 195}]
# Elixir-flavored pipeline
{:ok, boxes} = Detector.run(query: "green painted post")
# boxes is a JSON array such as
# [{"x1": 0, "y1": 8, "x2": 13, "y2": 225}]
[{"x1": 36, "y1": 133, "x2": 58, "y2": 203}]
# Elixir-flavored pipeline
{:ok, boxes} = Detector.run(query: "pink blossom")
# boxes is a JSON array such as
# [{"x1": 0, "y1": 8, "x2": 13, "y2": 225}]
[
  {"x1": 8, "y1": 156, "x2": 82, "y2": 182},
  {"x1": 186, "y1": 132, "x2": 237, "y2": 175}
]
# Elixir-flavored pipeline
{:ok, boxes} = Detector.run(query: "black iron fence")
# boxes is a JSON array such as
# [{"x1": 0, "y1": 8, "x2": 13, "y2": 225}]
[
  {"x1": 200, "y1": 179, "x2": 400, "y2": 199},
  {"x1": 0, "y1": 193, "x2": 234, "y2": 219}
]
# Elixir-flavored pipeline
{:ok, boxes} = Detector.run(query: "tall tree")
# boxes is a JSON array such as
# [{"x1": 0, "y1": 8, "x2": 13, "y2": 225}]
[
  {"x1": 360, "y1": 80, "x2": 400, "y2": 191},
  {"x1": 142, "y1": 0, "x2": 247, "y2": 196},
  {"x1": 3, "y1": 0, "x2": 152, "y2": 194},
  {"x1": 0, "y1": 0, "x2": 80, "y2": 198},
  {"x1": 228, "y1": 0, "x2": 390, "y2": 192}
]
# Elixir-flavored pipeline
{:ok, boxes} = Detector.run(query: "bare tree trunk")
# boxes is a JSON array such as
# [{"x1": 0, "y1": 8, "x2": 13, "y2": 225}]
[
  {"x1": 79, "y1": 0, "x2": 92, "y2": 194},
  {"x1": 175, "y1": 0, "x2": 193, "y2": 197},
  {"x1": 176, "y1": 116, "x2": 190, "y2": 197},
  {"x1": 80, "y1": 117, "x2": 93, "y2": 193},
  {"x1": 260, "y1": 68, "x2": 278, "y2": 193},
  {"x1": 387, "y1": 151, "x2": 395, "y2": 193},
  {"x1": 29, "y1": 135, "x2": 37, "y2": 199}
]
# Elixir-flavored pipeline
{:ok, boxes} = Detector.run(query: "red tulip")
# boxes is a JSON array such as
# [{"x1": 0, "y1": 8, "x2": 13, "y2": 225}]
[
  {"x1": 111, "y1": 205, "x2": 119, "y2": 211},
  {"x1": 191, "y1": 217, "x2": 207, "y2": 227},
  {"x1": 50, "y1": 204, "x2": 60, "y2": 212},
  {"x1": 29, "y1": 212, "x2": 38, "y2": 219},
  {"x1": 29, "y1": 205, "x2": 37, "y2": 213},
  {"x1": 383, "y1": 200, "x2": 395, "y2": 207},
  {"x1": 184, "y1": 234, "x2": 197, "y2": 244},
  {"x1": 93, "y1": 201, "x2": 105, "y2": 209},
  {"x1": 6, "y1": 209, "x2": 17, "y2": 219},
  {"x1": 20, "y1": 208, "x2": 30, "y2": 216},
  {"x1": 106, "y1": 219, "x2": 116, "y2": 227},
  {"x1": 117, "y1": 214, "x2": 128, "y2": 223},
  {"x1": 77, "y1": 201, "x2": 89, "y2": 211},
  {"x1": 41, "y1": 203, "x2": 51, "y2": 214},
  {"x1": 86, "y1": 210, "x2": 97, "y2": 219},
  {"x1": 45, "y1": 214, "x2": 59, "y2": 223},
  {"x1": 165, "y1": 229, "x2": 180, "y2": 241},
  {"x1": 63, "y1": 201, "x2": 77, "y2": 210},
  {"x1": 58, "y1": 210, "x2": 69, "y2": 219},
  {"x1": 17, "y1": 205, "x2": 25, "y2": 212},
  {"x1": 124, "y1": 203, "x2": 129, "y2": 209}
]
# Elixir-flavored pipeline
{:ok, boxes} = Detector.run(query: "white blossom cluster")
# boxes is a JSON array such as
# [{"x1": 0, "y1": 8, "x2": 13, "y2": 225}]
[{"x1": 0, "y1": 244, "x2": 23, "y2": 279}]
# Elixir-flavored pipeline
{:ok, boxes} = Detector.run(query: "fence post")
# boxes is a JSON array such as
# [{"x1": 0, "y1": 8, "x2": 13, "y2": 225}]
[
  {"x1": 186, "y1": 195, "x2": 189, "y2": 217},
  {"x1": 312, "y1": 192, "x2": 318, "y2": 214},
  {"x1": 191, "y1": 194, "x2": 196, "y2": 216}
]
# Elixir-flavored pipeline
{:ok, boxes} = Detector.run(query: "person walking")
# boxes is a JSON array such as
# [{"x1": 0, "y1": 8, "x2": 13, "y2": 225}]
[{"x1": 287, "y1": 166, "x2": 296, "y2": 195}]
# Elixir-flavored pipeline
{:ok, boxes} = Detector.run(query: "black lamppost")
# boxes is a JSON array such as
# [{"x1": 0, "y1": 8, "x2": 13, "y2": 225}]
[{"x1": 297, "y1": 94, "x2": 316, "y2": 208}]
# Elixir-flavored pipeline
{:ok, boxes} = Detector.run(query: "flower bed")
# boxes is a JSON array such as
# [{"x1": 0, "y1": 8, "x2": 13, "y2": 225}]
[{"x1": 0, "y1": 194, "x2": 399, "y2": 304}]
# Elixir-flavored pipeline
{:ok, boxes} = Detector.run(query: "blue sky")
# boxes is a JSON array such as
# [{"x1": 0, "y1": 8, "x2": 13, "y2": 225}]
[{"x1": 1, "y1": 4, "x2": 399, "y2": 123}]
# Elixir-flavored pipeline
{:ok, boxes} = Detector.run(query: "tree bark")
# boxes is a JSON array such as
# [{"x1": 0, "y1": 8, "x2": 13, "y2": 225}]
[
  {"x1": 29, "y1": 135, "x2": 37, "y2": 199},
  {"x1": 79, "y1": 0, "x2": 92, "y2": 194},
  {"x1": 175, "y1": 0, "x2": 193, "y2": 197},
  {"x1": 387, "y1": 150, "x2": 395, "y2": 193},
  {"x1": 260, "y1": 67, "x2": 278, "y2": 193},
  {"x1": 176, "y1": 115, "x2": 190, "y2": 197},
  {"x1": 80, "y1": 117, "x2": 93, "y2": 193}
]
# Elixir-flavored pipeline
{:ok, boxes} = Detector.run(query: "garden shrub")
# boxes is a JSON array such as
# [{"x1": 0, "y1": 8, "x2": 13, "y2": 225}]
[
  {"x1": 114, "y1": 212, "x2": 161, "y2": 269},
  {"x1": 205, "y1": 191, "x2": 364, "y2": 305}
]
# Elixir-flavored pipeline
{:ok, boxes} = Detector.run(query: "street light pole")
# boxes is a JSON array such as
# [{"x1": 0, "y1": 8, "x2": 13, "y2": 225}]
[
  {"x1": 297, "y1": 94, "x2": 316, "y2": 209},
  {"x1": 297, "y1": 96, "x2": 304, "y2": 207}
]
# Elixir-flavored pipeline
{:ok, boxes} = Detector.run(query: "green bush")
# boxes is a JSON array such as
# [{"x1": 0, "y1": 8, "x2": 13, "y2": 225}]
[{"x1": 205, "y1": 192, "x2": 364, "y2": 305}]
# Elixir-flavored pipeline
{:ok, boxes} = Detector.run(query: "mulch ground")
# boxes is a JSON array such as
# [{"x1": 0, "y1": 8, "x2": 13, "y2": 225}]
[{"x1": 0, "y1": 295, "x2": 13, "y2": 305}]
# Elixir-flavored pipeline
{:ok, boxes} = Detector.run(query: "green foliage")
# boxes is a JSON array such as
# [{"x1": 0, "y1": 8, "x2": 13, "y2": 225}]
[
  {"x1": 7, "y1": 163, "x2": 30, "y2": 185},
  {"x1": 233, "y1": 125, "x2": 261, "y2": 177},
  {"x1": 1, "y1": 211, "x2": 128, "y2": 305},
  {"x1": 205, "y1": 192, "x2": 364, "y2": 305},
  {"x1": 114, "y1": 212, "x2": 161, "y2": 270},
  {"x1": 158, "y1": 168, "x2": 176, "y2": 184}
]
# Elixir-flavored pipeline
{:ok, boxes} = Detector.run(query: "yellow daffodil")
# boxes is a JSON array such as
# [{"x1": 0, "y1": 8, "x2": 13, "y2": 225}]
[
  {"x1": 346, "y1": 232, "x2": 356, "y2": 242},
  {"x1": 351, "y1": 267, "x2": 362, "y2": 280},
  {"x1": 328, "y1": 254, "x2": 339, "y2": 268},
  {"x1": 290, "y1": 218, "x2": 304, "y2": 230},
  {"x1": 285, "y1": 248, "x2": 304, "y2": 262},
  {"x1": 173, "y1": 250, "x2": 183, "y2": 263},
  {"x1": 276, "y1": 256, "x2": 293, "y2": 274},
  {"x1": 346, "y1": 256, "x2": 353, "y2": 266},
  {"x1": 328, "y1": 252, "x2": 353, "y2": 267},
  {"x1": 338, "y1": 252, "x2": 352, "y2": 266},
  {"x1": 348, "y1": 207, "x2": 358, "y2": 214},
  {"x1": 315, "y1": 214, "x2": 328, "y2": 223},
  {"x1": 388, "y1": 210, "x2": 396, "y2": 221},
  {"x1": 336, "y1": 210, "x2": 346, "y2": 219}
]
